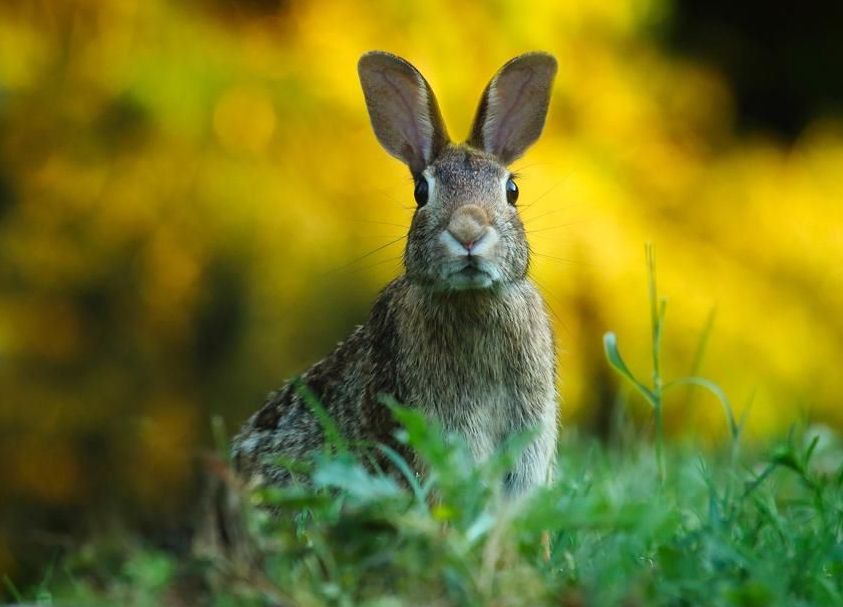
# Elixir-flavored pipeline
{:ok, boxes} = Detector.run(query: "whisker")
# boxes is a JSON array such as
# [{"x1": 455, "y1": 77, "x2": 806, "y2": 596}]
[
  {"x1": 344, "y1": 254, "x2": 405, "y2": 276},
  {"x1": 524, "y1": 219, "x2": 590, "y2": 235},
  {"x1": 350, "y1": 219, "x2": 408, "y2": 230},
  {"x1": 526, "y1": 234, "x2": 577, "y2": 245},
  {"x1": 516, "y1": 181, "x2": 565, "y2": 212},
  {"x1": 531, "y1": 252, "x2": 582, "y2": 266},
  {"x1": 529, "y1": 274, "x2": 573, "y2": 341},
  {"x1": 517, "y1": 167, "x2": 584, "y2": 212},
  {"x1": 322, "y1": 234, "x2": 407, "y2": 275},
  {"x1": 521, "y1": 207, "x2": 570, "y2": 223}
]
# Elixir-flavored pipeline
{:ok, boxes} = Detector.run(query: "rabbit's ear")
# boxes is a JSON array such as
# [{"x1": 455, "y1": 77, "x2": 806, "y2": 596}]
[
  {"x1": 358, "y1": 52, "x2": 450, "y2": 174},
  {"x1": 467, "y1": 53, "x2": 557, "y2": 164}
]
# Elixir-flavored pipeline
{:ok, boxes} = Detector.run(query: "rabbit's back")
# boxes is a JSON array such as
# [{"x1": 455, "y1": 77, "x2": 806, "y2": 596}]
[{"x1": 231, "y1": 280, "x2": 407, "y2": 484}]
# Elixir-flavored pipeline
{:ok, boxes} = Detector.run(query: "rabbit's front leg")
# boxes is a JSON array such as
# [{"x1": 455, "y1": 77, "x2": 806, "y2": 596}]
[{"x1": 503, "y1": 404, "x2": 557, "y2": 496}]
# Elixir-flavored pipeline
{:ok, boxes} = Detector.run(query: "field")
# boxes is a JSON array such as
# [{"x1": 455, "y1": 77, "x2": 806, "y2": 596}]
[
  {"x1": 9, "y1": 261, "x2": 843, "y2": 606},
  {"x1": 11, "y1": 415, "x2": 843, "y2": 606},
  {"x1": 2, "y1": 2, "x2": 843, "y2": 605},
  {"x1": 4, "y1": 2, "x2": 843, "y2": 595}
]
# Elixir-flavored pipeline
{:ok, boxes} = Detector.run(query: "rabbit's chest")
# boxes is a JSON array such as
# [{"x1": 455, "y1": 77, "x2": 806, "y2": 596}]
[
  {"x1": 408, "y1": 348, "x2": 514, "y2": 459},
  {"x1": 399, "y1": 317, "x2": 551, "y2": 460},
  {"x1": 391, "y1": 281, "x2": 556, "y2": 460}
]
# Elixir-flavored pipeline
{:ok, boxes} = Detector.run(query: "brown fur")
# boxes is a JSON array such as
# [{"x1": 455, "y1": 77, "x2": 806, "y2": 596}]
[{"x1": 232, "y1": 52, "x2": 559, "y2": 495}]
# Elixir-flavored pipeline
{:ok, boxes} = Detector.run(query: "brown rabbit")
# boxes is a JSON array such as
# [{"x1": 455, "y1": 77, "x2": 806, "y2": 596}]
[{"x1": 232, "y1": 51, "x2": 559, "y2": 496}]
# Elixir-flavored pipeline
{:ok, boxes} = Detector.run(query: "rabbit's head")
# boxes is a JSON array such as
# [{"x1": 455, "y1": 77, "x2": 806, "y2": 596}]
[{"x1": 359, "y1": 51, "x2": 556, "y2": 291}]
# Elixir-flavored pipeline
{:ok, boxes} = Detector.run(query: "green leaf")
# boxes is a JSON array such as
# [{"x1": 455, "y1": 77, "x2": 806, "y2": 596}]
[
  {"x1": 382, "y1": 397, "x2": 452, "y2": 469},
  {"x1": 664, "y1": 376, "x2": 738, "y2": 439},
  {"x1": 603, "y1": 332, "x2": 656, "y2": 407},
  {"x1": 253, "y1": 485, "x2": 331, "y2": 509},
  {"x1": 377, "y1": 444, "x2": 427, "y2": 503},
  {"x1": 294, "y1": 377, "x2": 349, "y2": 453},
  {"x1": 312, "y1": 454, "x2": 402, "y2": 502}
]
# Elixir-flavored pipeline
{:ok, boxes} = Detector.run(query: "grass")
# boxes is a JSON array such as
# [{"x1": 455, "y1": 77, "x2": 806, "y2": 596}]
[
  {"x1": 24, "y1": 425, "x2": 843, "y2": 606},
  {"x1": 11, "y1": 248, "x2": 843, "y2": 606}
]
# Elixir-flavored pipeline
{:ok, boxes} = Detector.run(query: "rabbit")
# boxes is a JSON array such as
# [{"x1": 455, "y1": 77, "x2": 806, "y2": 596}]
[{"x1": 232, "y1": 51, "x2": 559, "y2": 496}]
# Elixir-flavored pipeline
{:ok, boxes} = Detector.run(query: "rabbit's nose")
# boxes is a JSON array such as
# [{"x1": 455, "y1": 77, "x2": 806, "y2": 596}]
[{"x1": 447, "y1": 205, "x2": 490, "y2": 250}]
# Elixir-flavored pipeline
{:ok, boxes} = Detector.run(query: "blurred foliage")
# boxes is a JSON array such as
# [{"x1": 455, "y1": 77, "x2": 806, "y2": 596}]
[
  {"x1": 1, "y1": 0, "x2": 842, "y2": 585},
  {"x1": 665, "y1": 1, "x2": 843, "y2": 138}
]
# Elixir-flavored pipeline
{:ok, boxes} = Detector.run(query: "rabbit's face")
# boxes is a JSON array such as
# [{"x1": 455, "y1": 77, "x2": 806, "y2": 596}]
[
  {"x1": 404, "y1": 146, "x2": 528, "y2": 291},
  {"x1": 358, "y1": 51, "x2": 555, "y2": 290}
]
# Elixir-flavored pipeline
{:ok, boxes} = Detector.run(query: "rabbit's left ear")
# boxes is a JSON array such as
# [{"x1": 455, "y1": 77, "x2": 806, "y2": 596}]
[{"x1": 467, "y1": 53, "x2": 557, "y2": 164}]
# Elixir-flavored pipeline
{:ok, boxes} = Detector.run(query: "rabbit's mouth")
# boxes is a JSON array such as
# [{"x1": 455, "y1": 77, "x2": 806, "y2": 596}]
[{"x1": 443, "y1": 261, "x2": 497, "y2": 290}]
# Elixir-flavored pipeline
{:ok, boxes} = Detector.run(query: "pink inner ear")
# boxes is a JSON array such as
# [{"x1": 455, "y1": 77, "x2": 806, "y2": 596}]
[
  {"x1": 378, "y1": 67, "x2": 432, "y2": 165},
  {"x1": 361, "y1": 59, "x2": 437, "y2": 171},
  {"x1": 485, "y1": 68, "x2": 536, "y2": 158}
]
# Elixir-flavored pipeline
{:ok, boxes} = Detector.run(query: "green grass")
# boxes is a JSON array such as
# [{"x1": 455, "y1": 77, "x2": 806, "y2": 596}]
[
  {"x1": 14, "y1": 247, "x2": 843, "y2": 606},
  {"x1": 28, "y1": 423, "x2": 843, "y2": 606}
]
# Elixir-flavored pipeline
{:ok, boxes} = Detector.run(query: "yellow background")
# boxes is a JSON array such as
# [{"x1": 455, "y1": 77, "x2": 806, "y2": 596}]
[{"x1": 1, "y1": 0, "x2": 841, "y2": 577}]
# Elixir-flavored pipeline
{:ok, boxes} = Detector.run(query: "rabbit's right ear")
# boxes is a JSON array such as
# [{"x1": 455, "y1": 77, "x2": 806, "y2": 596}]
[
  {"x1": 467, "y1": 53, "x2": 557, "y2": 165},
  {"x1": 358, "y1": 52, "x2": 449, "y2": 174}
]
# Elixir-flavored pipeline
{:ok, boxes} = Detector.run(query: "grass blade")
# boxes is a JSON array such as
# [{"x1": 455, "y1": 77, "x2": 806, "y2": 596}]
[{"x1": 603, "y1": 332, "x2": 656, "y2": 407}]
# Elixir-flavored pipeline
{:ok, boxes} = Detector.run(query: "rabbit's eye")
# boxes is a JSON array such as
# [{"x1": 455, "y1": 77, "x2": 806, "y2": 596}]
[
  {"x1": 414, "y1": 178, "x2": 429, "y2": 206},
  {"x1": 506, "y1": 177, "x2": 519, "y2": 205}
]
